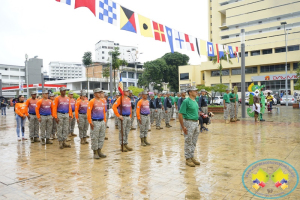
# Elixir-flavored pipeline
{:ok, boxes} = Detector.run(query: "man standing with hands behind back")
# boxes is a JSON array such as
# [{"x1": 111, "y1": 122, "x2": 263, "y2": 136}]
[{"x1": 178, "y1": 86, "x2": 200, "y2": 167}]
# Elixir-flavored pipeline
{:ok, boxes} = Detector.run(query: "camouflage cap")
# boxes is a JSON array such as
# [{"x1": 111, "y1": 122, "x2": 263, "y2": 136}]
[
  {"x1": 129, "y1": 90, "x2": 133, "y2": 93},
  {"x1": 60, "y1": 87, "x2": 67, "y2": 91},
  {"x1": 49, "y1": 93, "x2": 55, "y2": 97},
  {"x1": 104, "y1": 93, "x2": 108, "y2": 96},
  {"x1": 123, "y1": 87, "x2": 129, "y2": 92},
  {"x1": 42, "y1": 89, "x2": 48, "y2": 94},
  {"x1": 181, "y1": 90, "x2": 186, "y2": 94},
  {"x1": 149, "y1": 93, "x2": 154, "y2": 97},
  {"x1": 200, "y1": 89, "x2": 206, "y2": 92},
  {"x1": 81, "y1": 90, "x2": 87, "y2": 96},
  {"x1": 31, "y1": 91, "x2": 37, "y2": 95},
  {"x1": 226, "y1": 88, "x2": 230, "y2": 91},
  {"x1": 68, "y1": 91, "x2": 73, "y2": 95},
  {"x1": 187, "y1": 86, "x2": 198, "y2": 92},
  {"x1": 93, "y1": 88, "x2": 103, "y2": 93},
  {"x1": 142, "y1": 91, "x2": 148, "y2": 95}
]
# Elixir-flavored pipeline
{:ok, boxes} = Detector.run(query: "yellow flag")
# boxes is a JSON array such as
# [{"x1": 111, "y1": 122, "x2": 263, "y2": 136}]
[
  {"x1": 200, "y1": 39, "x2": 207, "y2": 56},
  {"x1": 138, "y1": 14, "x2": 153, "y2": 38}
]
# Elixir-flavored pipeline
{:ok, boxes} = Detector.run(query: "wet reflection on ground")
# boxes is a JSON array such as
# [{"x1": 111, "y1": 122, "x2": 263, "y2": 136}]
[{"x1": 0, "y1": 106, "x2": 299, "y2": 199}]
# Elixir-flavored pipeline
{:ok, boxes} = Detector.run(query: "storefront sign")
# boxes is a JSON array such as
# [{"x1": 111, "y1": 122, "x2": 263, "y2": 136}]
[{"x1": 252, "y1": 74, "x2": 297, "y2": 82}]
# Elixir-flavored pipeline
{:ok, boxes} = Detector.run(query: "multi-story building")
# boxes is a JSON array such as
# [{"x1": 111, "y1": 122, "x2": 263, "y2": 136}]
[
  {"x1": 179, "y1": 0, "x2": 300, "y2": 95},
  {"x1": 48, "y1": 62, "x2": 85, "y2": 79}
]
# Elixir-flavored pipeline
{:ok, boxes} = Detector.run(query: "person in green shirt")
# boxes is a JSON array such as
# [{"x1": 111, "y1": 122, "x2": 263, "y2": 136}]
[
  {"x1": 229, "y1": 89, "x2": 236, "y2": 122},
  {"x1": 161, "y1": 93, "x2": 165, "y2": 121},
  {"x1": 174, "y1": 93, "x2": 180, "y2": 119},
  {"x1": 170, "y1": 93, "x2": 175, "y2": 121},
  {"x1": 179, "y1": 86, "x2": 200, "y2": 168},
  {"x1": 234, "y1": 92, "x2": 240, "y2": 121},
  {"x1": 223, "y1": 88, "x2": 231, "y2": 124},
  {"x1": 196, "y1": 92, "x2": 200, "y2": 104}
]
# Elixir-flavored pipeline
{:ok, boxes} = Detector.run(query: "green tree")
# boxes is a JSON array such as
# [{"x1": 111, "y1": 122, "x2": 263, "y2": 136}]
[
  {"x1": 210, "y1": 55, "x2": 233, "y2": 84},
  {"x1": 53, "y1": 91, "x2": 79, "y2": 99},
  {"x1": 82, "y1": 51, "x2": 93, "y2": 97},
  {"x1": 196, "y1": 85, "x2": 212, "y2": 92},
  {"x1": 128, "y1": 86, "x2": 144, "y2": 96},
  {"x1": 110, "y1": 47, "x2": 122, "y2": 93},
  {"x1": 102, "y1": 66, "x2": 110, "y2": 83},
  {"x1": 295, "y1": 62, "x2": 300, "y2": 90},
  {"x1": 211, "y1": 84, "x2": 228, "y2": 101}
]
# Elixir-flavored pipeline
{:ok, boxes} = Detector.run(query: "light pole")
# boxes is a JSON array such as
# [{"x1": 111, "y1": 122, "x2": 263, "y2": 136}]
[
  {"x1": 240, "y1": 29, "x2": 246, "y2": 118},
  {"x1": 281, "y1": 22, "x2": 289, "y2": 106},
  {"x1": 127, "y1": 49, "x2": 143, "y2": 86},
  {"x1": 108, "y1": 51, "x2": 113, "y2": 96},
  {"x1": 25, "y1": 54, "x2": 29, "y2": 98}
]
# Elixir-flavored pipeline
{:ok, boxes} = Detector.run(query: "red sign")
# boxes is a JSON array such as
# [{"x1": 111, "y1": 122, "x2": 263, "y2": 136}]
[{"x1": 272, "y1": 75, "x2": 297, "y2": 80}]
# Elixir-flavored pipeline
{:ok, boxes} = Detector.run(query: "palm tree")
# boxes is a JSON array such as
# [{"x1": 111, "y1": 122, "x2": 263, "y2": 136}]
[
  {"x1": 211, "y1": 54, "x2": 233, "y2": 84},
  {"x1": 82, "y1": 51, "x2": 93, "y2": 98}
]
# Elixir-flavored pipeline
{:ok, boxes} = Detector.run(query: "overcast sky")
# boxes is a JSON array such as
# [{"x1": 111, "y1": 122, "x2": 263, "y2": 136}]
[{"x1": 0, "y1": 0, "x2": 208, "y2": 72}]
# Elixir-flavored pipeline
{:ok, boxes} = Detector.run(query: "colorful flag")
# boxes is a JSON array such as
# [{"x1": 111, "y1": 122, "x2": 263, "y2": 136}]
[
  {"x1": 195, "y1": 38, "x2": 200, "y2": 57},
  {"x1": 152, "y1": 21, "x2": 166, "y2": 42},
  {"x1": 120, "y1": 6, "x2": 137, "y2": 33},
  {"x1": 165, "y1": 26, "x2": 174, "y2": 53},
  {"x1": 224, "y1": 45, "x2": 229, "y2": 61},
  {"x1": 138, "y1": 14, "x2": 153, "y2": 38},
  {"x1": 218, "y1": 44, "x2": 224, "y2": 58},
  {"x1": 228, "y1": 46, "x2": 235, "y2": 58},
  {"x1": 200, "y1": 40, "x2": 207, "y2": 56},
  {"x1": 118, "y1": 74, "x2": 124, "y2": 95},
  {"x1": 207, "y1": 42, "x2": 214, "y2": 57},
  {"x1": 215, "y1": 43, "x2": 220, "y2": 63},
  {"x1": 56, "y1": 0, "x2": 71, "y2": 5},
  {"x1": 185, "y1": 34, "x2": 195, "y2": 52},
  {"x1": 75, "y1": 0, "x2": 95, "y2": 16},
  {"x1": 99, "y1": 0, "x2": 117, "y2": 26},
  {"x1": 235, "y1": 46, "x2": 240, "y2": 63},
  {"x1": 174, "y1": 30, "x2": 185, "y2": 50}
]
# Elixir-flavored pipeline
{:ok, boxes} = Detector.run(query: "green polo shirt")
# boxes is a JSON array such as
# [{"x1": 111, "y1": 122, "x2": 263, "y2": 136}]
[
  {"x1": 236, "y1": 94, "x2": 239, "y2": 101},
  {"x1": 196, "y1": 96, "x2": 199, "y2": 103},
  {"x1": 161, "y1": 96, "x2": 165, "y2": 104},
  {"x1": 229, "y1": 93, "x2": 236, "y2": 103},
  {"x1": 223, "y1": 93, "x2": 230, "y2": 103},
  {"x1": 179, "y1": 97, "x2": 199, "y2": 121},
  {"x1": 154, "y1": 95, "x2": 157, "y2": 99},
  {"x1": 174, "y1": 96, "x2": 179, "y2": 104},
  {"x1": 170, "y1": 96, "x2": 175, "y2": 105}
]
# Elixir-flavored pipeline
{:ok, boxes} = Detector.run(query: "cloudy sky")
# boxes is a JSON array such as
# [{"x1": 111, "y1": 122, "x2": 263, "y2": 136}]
[{"x1": 0, "y1": 0, "x2": 208, "y2": 72}]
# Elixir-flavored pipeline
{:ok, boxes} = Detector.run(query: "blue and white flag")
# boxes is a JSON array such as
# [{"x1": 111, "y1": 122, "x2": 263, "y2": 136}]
[
  {"x1": 174, "y1": 30, "x2": 185, "y2": 50},
  {"x1": 218, "y1": 44, "x2": 225, "y2": 58},
  {"x1": 207, "y1": 42, "x2": 214, "y2": 57},
  {"x1": 165, "y1": 26, "x2": 174, "y2": 53},
  {"x1": 56, "y1": 0, "x2": 71, "y2": 5},
  {"x1": 99, "y1": 0, "x2": 117, "y2": 26},
  {"x1": 228, "y1": 46, "x2": 235, "y2": 58}
]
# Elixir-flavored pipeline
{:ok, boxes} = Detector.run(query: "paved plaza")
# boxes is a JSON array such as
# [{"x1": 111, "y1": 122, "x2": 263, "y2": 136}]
[{"x1": 0, "y1": 107, "x2": 300, "y2": 199}]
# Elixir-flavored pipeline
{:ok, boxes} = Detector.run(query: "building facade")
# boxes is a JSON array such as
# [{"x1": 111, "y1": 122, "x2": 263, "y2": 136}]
[
  {"x1": 48, "y1": 62, "x2": 85, "y2": 79},
  {"x1": 179, "y1": 0, "x2": 300, "y2": 94}
]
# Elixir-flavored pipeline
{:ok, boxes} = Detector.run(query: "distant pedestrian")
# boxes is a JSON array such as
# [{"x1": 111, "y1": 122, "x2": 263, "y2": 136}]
[
  {"x1": 25, "y1": 91, "x2": 40, "y2": 143},
  {"x1": 223, "y1": 88, "x2": 231, "y2": 124},
  {"x1": 154, "y1": 93, "x2": 163, "y2": 130},
  {"x1": 149, "y1": 94, "x2": 156, "y2": 126},
  {"x1": 15, "y1": 95, "x2": 28, "y2": 141},
  {"x1": 266, "y1": 92, "x2": 274, "y2": 113},
  {"x1": 164, "y1": 92, "x2": 173, "y2": 128},
  {"x1": 68, "y1": 92, "x2": 77, "y2": 137},
  {"x1": 229, "y1": 89, "x2": 236, "y2": 122},
  {"x1": 49, "y1": 94, "x2": 57, "y2": 139},
  {"x1": 129, "y1": 90, "x2": 136, "y2": 130},
  {"x1": 1, "y1": 98, "x2": 7, "y2": 116},
  {"x1": 198, "y1": 89, "x2": 208, "y2": 115},
  {"x1": 75, "y1": 90, "x2": 89, "y2": 144},
  {"x1": 136, "y1": 91, "x2": 151, "y2": 146}
]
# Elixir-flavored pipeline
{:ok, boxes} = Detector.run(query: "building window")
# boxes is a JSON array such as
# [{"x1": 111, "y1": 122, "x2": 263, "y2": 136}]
[
  {"x1": 180, "y1": 73, "x2": 189, "y2": 80},
  {"x1": 261, "y1": 64, "x2": 290, "y2": 72},
  {"x1": 102, "y1": 46, "x2": 107, "y2": 49},
  {"x1": 128, "y1": 72, "x2": 134, "y2": 79},
  {"x1": 211, "y1": 70, "x2": 229, "y2": 77},
  {"x1": 294, "y1": 79, "x2": 299, "y2": 89},
  {"x1": 121, "y1": 72, "x2": 127, "y2": 78},
  {"x1": 262, "y1": 49, "x2": 272, "y2": 54},
  {"x1": 261, "y1": 80, "x2": 290, "y2": 91},
  {"x1": 128, "y1": 82, "x2": 135, "y2": 87},
  {"x1": 251, "y1": 50, "x2": 260, "y2": 56},
  {"x1": 232, "y1": 67, "x2": 257, "y2": 75},
  {"x1": 211, "y1": 23, "x2": 212, "y2": 26},
  {"x1": 210, "y1": 7, "x2": 212, "y2": 10},
  {"x1": 102, "y1": 57, "x2": 105, "y2": 59},
  {"x1": 221, "y1": 35, "x2": 229, "y2": 39},
  {"x1": 275, "y1": 47, "x2": 286, "y2": 53},
  {"x1": 102, "y1": 51, "x2": 104, "y2": 54},
  {"x1": 293, "y1": 63, "x2": 299, "y2": 70},
  {"x1": 210, "y1": 15, "x2": 212, "y2": 18},
  {"x1": 288, "y1": 45, "x2": 299, "y2": 52}
]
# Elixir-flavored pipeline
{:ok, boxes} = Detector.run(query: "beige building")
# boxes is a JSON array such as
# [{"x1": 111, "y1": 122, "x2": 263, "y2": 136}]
[{"x1": 179, "y1": 0, "x2": 300, "y2": 94}]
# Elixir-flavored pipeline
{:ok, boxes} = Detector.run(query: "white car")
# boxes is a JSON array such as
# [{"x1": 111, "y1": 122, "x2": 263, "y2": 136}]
[{"x1": 212, "y1": 96, "x2": 223, "y2": 105}]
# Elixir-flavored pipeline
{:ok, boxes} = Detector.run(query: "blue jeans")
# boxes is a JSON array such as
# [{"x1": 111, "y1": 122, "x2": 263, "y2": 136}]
[
  {"x1": 16, "y1": 115, "x2": 26, "y2": 137},
  {"x1": 1, "y1": 107, "x2": 6, "y2": 115}
]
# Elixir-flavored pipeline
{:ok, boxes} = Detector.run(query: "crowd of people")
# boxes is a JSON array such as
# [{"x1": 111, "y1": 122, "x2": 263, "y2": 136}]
[{"x1": 9, "y1": 86, "x2": 239, "y2": 167}]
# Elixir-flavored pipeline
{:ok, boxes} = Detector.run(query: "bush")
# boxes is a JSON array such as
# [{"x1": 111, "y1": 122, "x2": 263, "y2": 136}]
[{"x1": 53, "y1": 91, "x2": 79, "y2": 99}]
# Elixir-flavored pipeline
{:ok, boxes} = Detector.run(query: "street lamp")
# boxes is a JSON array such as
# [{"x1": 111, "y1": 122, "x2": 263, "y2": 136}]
[
  {"x1": 25, "y1": 54, "x2": 29, "y2": 98},
  {"x1": 240, "y1": 29, "x2": 246, "y2": 118},
  {"x1": 127, "y1": 49, "x2": 143, "y2": 86},
  {"x1": 281, "y1": 22, "x2": 288, "y2": 106}
]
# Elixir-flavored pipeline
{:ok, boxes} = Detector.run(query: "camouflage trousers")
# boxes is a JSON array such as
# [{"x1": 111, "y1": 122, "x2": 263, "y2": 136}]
[
  {"x1": 114, "y1": 115, "x2": 118, "y2": 126},
  {"x1": 52, "y1": 118, "x2": 57, "y2": 134},
  {"x1": 29, "y1": 114, "x2": 39, "y2": 138},
  {"x1": 183, "y1": 119, "x2": 200, "y2": 159},
  {"x1": 105, "y1": 111, "x2": 109, "y2": 127},
  {"x1": 165, "y1": 108, "x2": 172, "y2": 124},
  {"x1": 57, "y1": 113, "x2": 70, "y2": 142},
  {"x1": 155, "y1": 109, "x2": 162, "y2": 127},
  {"x1": 131, "y1": 108, "x2": 136, "y2": 127},
  {"x1": 230, "y1": 102, "x2": 239, "y2": 118},
  {"x1": 161, "y1": 108, "x2": 165, "y2": 120},
  {"x1": 224, "y1": 103, "x2": 231, "y2": 120},
  {"x1": 201, "y1": 107, "x2": 208, "y2": 115},
  {"x1": 117, "y1": 116, "x2": 131, "y2": 145},
  {"x1": 69, "y1": 112, "x2": 75, "y2": 134},
  {"x1": 78, "y1": 114, "x2": 89, "y2": 138},
  {"x1": 171, "y1": 105, "x2": 175, "y2": 119},
  {"x1": 139, "y1": 115, "x2": 149, "y2": 138},
  {"x1": 150, "y1": 109, "x2": 156, "y2": 124},
  {"x1": 90, "y1": 120, "x2": 106, "y2": 150},
  {"x1": 40, "y1": 115, "x2": 53, "y2": 139}
]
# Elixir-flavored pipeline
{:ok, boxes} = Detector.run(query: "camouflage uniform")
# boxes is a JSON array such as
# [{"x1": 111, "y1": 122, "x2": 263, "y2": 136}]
[
  {"x1": 114, "y1": 115, "x2": 118, "y2": 126},
  {"x1": 69, "y1": 112, "x2": 75, "y2": 133},
  {"x1": 235, "y1": 101, "x2": 239, "y2": 117},
  {"x1": 57, "y1": 113, "x2": 69, "y2": 141},
  {"x1": 79, "y1": 114, "x2": 89, "y2": 138},
  {"x1": 140, "y1": 115, "x2": 149, "y2": 138},
  {"x1": 131, "y1": 108, "x2": 136, "y2": 127},
  {"x1": 40, "y1": 115, "x2": 53, "y2": 139},
  {"x1": 224, "y1": 103, "x2": 231, "y2": 120},
  {"x1": 90, "y1": 121, "x2": 106, "y2": 150},
  {"x1": 230, "y1": 102, "x2": 236, "y2": 118},
  {"x1": 155, "y1": 109, "x2": 162, "y2": 127},
  {"x1": 165, "y1": 108, "x2": 172, "y2": 124},
  {"x1": 183, "y1": 119, "x2": 200, "y2": 159},
  {"x1": 52, "y1": 118, "x2": 57, "y2": 136},
  {"x1": 117, "y1": 116, "x2": 131, "y2": 145},
  {"x1": 150, "y1": 108, "x2": 156, "y2": 124},
  {"x1": 29, "y1": 114, "x2": 39, "y2": 138}
]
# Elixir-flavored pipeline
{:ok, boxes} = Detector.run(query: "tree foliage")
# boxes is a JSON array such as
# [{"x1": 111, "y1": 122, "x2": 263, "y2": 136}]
[
  {"x1": 295, "y1": 62, "x2": 300, "y2": 90},
  {"x1": 102, "y1": 67, "x2": 110, "y2": 82},
  {"x1": 211, "y1": 84, "x2": 228, "y2": 97},
  {"x1": 138, "y1": 52, "x2": 189, "y2": 92},
  {"x1": 53, "y1": 91, "x2": 79, "y2": 99},
  {"x1": 210, "y1": 55, "x2": 233, "y2": 84},
  {"x1": 128, "y1": 86, "x2": 144, "y2": 96},
  {"x1": 196, "y1": 85, "x2": 212, "y2": 92},
  {"x1": 82, "y1": 51, "x2": 93, "y2": 67}
]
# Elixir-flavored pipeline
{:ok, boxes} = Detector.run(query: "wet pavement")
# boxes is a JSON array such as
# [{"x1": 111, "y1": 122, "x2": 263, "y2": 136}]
[{"x1": 0, "y1": 106, "x2": 300, "y2": 199}]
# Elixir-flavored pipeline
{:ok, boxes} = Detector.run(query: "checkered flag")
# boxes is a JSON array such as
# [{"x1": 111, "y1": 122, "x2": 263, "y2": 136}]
[{"x1": 99, "y1": 0, "x2": 117, "y2": 26}]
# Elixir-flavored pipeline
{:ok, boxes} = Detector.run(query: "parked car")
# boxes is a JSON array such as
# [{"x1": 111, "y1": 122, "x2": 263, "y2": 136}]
[
  {"x1": 212, "y1": 96, "x2": 223, "y2": 105},
  {"x1": 280, "y1": 95, "x2": 297, "y2": 105}
]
